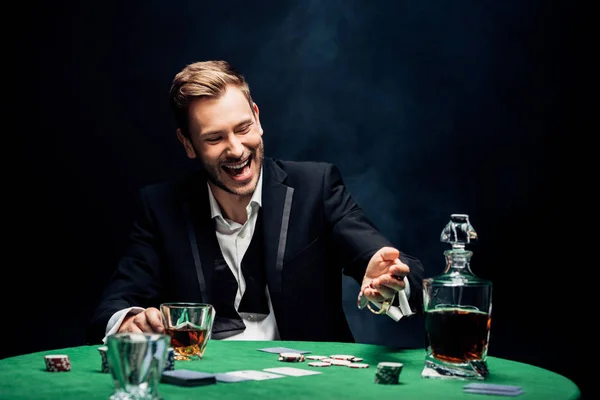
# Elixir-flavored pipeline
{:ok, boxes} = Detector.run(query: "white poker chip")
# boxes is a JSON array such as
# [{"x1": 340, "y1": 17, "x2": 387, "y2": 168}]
[
  {"x1": 377, "y1": 361, "x2": 404, "y2": 369},
  {"x1": 348, "y1": 363, "x2": 369, "y2": 368},
  {"x1": 351, "y1": 357, "x2": 363, "y2": 363},
  {"x1": 330, "y1": 354, "x2": 355, "y2": 360},
  {"x1": 308, "y1": 361, "x2": 331, "y2": 367},
  {"x1": 327, "y1": 359, "x2": 352, "y2": 366},
  {"x1": 306, "y1": 355, "x2": 328, "y2": 360}
]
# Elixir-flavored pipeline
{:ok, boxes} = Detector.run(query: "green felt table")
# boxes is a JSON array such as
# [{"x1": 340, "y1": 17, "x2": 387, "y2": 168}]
[{"x1": 0, "y1": 340, "x2": 580, "y2": 400}]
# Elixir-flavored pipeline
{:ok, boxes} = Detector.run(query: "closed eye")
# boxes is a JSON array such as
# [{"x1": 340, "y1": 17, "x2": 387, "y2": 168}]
[
  {"x1": 204, "y1": 136, "x2": 222, "y2": 143},
  {"x1": 237, "y1": 123, "x2": 253, "y2": 134}
]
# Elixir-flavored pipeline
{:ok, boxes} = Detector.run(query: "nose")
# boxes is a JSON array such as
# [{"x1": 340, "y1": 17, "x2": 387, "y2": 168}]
[{"x1": 226, "y1": 133, "x2": 245, "y2": 158}]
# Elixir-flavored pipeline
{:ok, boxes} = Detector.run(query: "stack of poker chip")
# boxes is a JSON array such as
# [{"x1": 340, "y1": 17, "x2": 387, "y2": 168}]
[
  {"x1": 374, "y1": 362, "x2": 403, "y2": 384},
  {"x1": 278, "y1": 352, "x2": 305, "y2": 362},
  {"x1": 98, "y1": 346, "x2": 109, "y2": 373},
  {"x1": 44, "y1": 355, "x2": 71, "y2": 372},
  {"x1": 164, "y1": 347, "x2": 175, "y2": 371}
]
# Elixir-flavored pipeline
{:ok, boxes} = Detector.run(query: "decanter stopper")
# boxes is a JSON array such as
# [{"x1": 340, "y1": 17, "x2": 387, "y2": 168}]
[{"x1": 440, "y1": 214, "x2": 477, "y2": 250}]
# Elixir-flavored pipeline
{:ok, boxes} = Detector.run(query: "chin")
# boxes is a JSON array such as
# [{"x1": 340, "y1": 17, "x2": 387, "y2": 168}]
[
  {"x1": 232, "y1": 181, "x2": 258, "y2": 197},
  {"x1": 217, "y1": 175, "x2": 255, "y2": 197}
]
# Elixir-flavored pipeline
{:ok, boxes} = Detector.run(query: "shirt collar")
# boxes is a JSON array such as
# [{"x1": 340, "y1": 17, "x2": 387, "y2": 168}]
[{"x1": 207, "y1": 166, "x2": 263, "y2": 220}]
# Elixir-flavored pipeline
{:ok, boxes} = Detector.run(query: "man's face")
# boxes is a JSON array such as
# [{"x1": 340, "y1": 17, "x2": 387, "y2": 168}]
[{"x1": 178, "y1": 85, "x2": 264, "y2": 197}]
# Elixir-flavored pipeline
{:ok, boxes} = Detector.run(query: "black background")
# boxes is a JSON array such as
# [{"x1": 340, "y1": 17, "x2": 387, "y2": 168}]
[{"x1": 7, "y1": 0, "x2": 591, "y2": 398}]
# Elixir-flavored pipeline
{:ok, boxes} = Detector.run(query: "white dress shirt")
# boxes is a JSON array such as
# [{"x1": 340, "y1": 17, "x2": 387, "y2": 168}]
[{"x1": 206, "y1": 169, "x2": 280, "y2": 340}]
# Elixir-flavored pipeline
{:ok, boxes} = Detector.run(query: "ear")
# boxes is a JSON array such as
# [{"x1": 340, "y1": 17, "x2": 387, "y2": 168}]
[
  {"x1": 176, "y1": 129, "x2": 197, "y2": 159},
  {"x1": 253, "y1": 103, "x2": 263, "y2": 136}
]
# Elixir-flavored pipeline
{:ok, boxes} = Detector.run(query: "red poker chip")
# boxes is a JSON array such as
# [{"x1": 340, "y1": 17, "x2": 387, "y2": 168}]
[
  {"x1": 44, "y1": 354, "x2": 71, "y2": 372},
  {"x1": 279, "y1": 352, "x2": 305, "y2": 362},
  {"x1": 280, "y1": 352, "x2": 303, "y2": 358}
]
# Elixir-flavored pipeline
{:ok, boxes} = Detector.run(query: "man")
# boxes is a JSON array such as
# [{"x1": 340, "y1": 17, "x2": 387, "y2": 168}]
[{"x1": 85, "y1": 60, "x2": 424, "y2": 344}]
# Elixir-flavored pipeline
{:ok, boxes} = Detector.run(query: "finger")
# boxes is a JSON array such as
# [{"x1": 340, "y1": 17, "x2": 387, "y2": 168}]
[
  {"x1": 118, "y1": 320, "x2": 142, "y2": 334},
  {"x1": 132, "y1": 312, "x2": 155, "y2": 333},
  {"x1": 146, "y1": 308, "x2": 165, "y2": 333},
  {"x1": 378, "y1": 247, "x2": 400, "y2": 262},
  {"x1": 369, "y1": 278, "x2": 397, "y2": 299},
  {"x1": 388, "y1": 261, "x2": 410, "y2": 279},
  {"x1": 366, "y1": 249, "x2": 399, "y2": 279},
  {"x1": 375, "y1": 274, "x2": 406, "y2": 292},
  {"x1": 362, "y1": 285, "x2": 386, "y2": 303}
]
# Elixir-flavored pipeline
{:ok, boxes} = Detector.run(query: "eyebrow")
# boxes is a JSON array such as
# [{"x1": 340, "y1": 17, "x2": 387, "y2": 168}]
[{"x1": 200, "y1": 118, "x2": 253, "y2": 137}]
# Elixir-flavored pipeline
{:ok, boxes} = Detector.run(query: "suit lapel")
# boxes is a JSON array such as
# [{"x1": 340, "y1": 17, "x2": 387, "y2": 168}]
[
  {"x1": 182, "y1": 172, "x2": 221, "y2": 304},
  {"x1": 261, "y1": 158, "x2": 293, "y2": 294}
]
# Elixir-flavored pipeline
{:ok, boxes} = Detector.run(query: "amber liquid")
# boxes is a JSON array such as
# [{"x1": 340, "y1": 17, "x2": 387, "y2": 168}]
[
  {"x1": 164, "y1": 327, "x2": 208, "y2": 360},
  {"x1": 425, "y1": 308, "x2": 490, "y2": 363}
]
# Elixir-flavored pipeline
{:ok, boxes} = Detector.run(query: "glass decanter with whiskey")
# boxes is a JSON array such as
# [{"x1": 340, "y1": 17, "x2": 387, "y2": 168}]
[{"x1": 421, "y1": 214, "x2": 492, "y2": 380}]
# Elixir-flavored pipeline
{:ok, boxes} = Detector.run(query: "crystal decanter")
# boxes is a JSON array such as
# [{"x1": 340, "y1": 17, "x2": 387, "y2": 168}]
[{"x1": 421, "y1": 214, "x2": 492, "y2": 380}]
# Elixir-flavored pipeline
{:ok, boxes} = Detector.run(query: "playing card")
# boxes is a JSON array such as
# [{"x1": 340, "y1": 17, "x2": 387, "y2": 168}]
[
  {"x1": 257, "y1": 347, "x2": 311, "y2": 354},
  {"x1": 263, "y1": 367, "x2": 321, "y2": 376},
  {"x1": 463, "y1": 388, "x2": 524, "y2": 396},
  {"x1": 463, "y1": 383, "x2": 523, "y2": 392},
  {"x1": 214, "y1": 373, "x2": 253, "y2": 383},
  {"x1": 464, "y1": 383, "x2": 524, "y2": 396},
  {"x1": 226, "y1": 370, "x2": 286, "y2": 380},
  {"x1": 161, "y1": 370, "x2": 217, "y2": 386}
]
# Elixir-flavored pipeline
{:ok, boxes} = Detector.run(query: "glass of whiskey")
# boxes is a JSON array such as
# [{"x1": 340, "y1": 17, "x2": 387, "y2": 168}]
[{"x1": 160, "y1": 302, "x2": 215, "y2": 360}]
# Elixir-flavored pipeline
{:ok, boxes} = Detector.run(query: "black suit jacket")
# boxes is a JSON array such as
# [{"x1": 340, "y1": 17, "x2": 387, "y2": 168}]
[{"x1": 86, "y1": 158, "x2": 424, "y2": 344}]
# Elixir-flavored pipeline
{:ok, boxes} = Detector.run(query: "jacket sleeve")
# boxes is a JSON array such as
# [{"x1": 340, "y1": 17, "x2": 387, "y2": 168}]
[
  {"x1": 322, "y1": 163, "x2": 424, "y2": 314},
  {"x1": 85, "y1": 187, "x2": 165, "y2": 344}
]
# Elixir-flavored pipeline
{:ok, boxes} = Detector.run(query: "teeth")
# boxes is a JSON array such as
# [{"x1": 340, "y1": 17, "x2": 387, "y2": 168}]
[{"x1": 226, "y1": 159, "x2": 249, "y2": 169}]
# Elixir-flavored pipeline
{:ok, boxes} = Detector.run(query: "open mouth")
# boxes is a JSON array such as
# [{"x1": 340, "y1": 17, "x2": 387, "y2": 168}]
[{"x1": 221, "y1": 155, "x2": 252, "y2": 180}]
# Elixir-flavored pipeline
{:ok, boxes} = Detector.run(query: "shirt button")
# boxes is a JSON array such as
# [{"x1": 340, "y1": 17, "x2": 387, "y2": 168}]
[{"x1": 247, "y1": 314, "x2": 254, "y2": 321}]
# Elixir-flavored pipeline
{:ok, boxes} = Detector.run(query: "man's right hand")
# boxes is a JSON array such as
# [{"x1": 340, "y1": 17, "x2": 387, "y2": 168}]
[{"x1": 118, "y1": 307, "x2": 165, "y2": 334}]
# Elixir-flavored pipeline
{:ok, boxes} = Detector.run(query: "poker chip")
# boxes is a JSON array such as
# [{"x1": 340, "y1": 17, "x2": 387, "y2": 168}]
[
  {"x1": 280, "y1": 352, "x2": 303, "y2": 358},
  {"x1": 348, "y1": 363, "x2": 369, "y2": 368},
  {"x1": 308, "y1": 361, "x2": 331, "y2": 367},
  {"x1": 330, "y1": 354, "x2": 355, "y2": 361},
  {"x1": 374, "y1": 362, "x2": 403, "y2": 384},
  {"x1": 279, "y1": 352, "x2": 305, "y2": 362},
  {"x1": 97, "y1": 346, "x2": 109, "y2": 373},
  {"x1": 44, "y1": 354, "x2": 71, "y2": 372},
  {"x1": 351, "y1": 357, "x2": 363, "y2": 363},
  {"x1": 327, "y1": 359, "x2": 352, "y2": 366},
  {"x1": 164, "y1": 347, "x2": 175, "y2": 371},
  {"x1": 306, "y1": 355, "x2": 328, "y2": 360}
]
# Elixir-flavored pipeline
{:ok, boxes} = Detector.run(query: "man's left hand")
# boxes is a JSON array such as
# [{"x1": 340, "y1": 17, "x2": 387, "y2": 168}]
[{"x1": 360, "y1": 246, "x2": 409, "y2": 304}]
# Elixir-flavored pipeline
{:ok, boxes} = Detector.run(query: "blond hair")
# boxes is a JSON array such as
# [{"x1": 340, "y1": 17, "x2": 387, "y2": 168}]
[{"x1": 169, "y1": 60, "x2": 253, "y2": 137}]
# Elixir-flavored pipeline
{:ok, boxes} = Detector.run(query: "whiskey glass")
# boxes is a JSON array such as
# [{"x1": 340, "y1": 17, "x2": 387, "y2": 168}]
[{"x1": 160, "y1": 302, "x2": 215, "y2": 361}]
